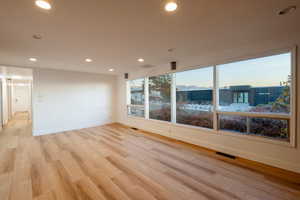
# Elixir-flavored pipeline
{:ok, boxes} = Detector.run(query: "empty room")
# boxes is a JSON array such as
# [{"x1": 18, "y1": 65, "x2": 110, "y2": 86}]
[{"x1": 0, "y1": 0, "x2": 300, "y2": 200}]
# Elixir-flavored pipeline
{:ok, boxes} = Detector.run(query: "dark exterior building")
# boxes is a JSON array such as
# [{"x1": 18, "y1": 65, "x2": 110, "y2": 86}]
[
  {"x1": 177, "y1": 85, "x2": 285, "y2": 106},
  {"x1": 177, "y1": 89, "x2": 213, "y2": 105}
]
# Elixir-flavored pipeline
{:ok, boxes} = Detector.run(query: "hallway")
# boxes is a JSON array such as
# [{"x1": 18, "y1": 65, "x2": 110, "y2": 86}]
[
  {"x1": 1, "y1": 112, "x2": 31, "y2": 136},
  {"x1": 0, "y1": 112, "x2": 32, "y2": 200},
  {"x1": 1, "y1": 111, "x2": 31, "y2": 141}
]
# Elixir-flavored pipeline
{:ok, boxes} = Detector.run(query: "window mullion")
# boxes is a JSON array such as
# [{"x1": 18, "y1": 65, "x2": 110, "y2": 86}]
[
  {"x1": 171, "y1": 73, "x2": 176, "y2": 123},
  {"x1": 144, "y1": 77, "x2": 149, "y2": 119},
  {"x1": 289, "y1": 46, "x2": 296, "y2": 147},
  {"x1": 213, "y1": 65, "x2": 218, "y2": 131}
]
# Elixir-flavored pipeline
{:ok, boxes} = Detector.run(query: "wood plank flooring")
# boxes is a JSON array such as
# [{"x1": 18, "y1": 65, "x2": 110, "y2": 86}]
[{"x1": 1, "y1": 113, "x2": 300, "y2": 200}]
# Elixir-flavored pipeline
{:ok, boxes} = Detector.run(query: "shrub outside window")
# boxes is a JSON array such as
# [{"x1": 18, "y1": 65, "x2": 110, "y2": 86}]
[{"x1": 149, "y1": 74, "x2": 172, "y2": 122}]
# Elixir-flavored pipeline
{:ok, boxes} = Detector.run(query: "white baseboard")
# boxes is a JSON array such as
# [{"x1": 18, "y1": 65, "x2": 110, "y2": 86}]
[
  {"x1": 121, "y1": 118, "x2": 300, "y2": 174},
  {"x1": 172, "y1": 134, "x2": 300, "y2": 174},
  {"x1": 33, "y1": 119, "x2": 115, "y2": 136}
]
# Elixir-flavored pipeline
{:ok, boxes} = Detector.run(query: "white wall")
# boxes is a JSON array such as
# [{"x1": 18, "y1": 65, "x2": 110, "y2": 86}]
[
  {"x1": 32, "y1": 68, "x2": 117, "y2": 136},
  {"x1": 1, "y1": 78, "x2": 8, "y2": 125},
  {"x1": 117, "y1": 39, "x2": 300, "y2": 173}
]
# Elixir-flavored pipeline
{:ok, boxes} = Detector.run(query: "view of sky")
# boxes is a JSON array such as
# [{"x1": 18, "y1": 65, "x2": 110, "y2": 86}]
[
  {"x1": 176, "y1": 66, "x2": 213, "y2": 89},
  {"x1": 130, "y1": 52, "x2": 291, "y2": 90},
  {"x1": 176, "y1": 53, "x2": 291, "y2": 89},
  {"x1": 218, "y1": 53, "x2": 291, "y2": 87}
]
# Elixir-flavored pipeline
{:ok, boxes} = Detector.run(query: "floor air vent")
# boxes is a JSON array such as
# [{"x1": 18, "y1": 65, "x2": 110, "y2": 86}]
[{"x1": 216, "y1": 152, "x2": 236, "y2": 159}]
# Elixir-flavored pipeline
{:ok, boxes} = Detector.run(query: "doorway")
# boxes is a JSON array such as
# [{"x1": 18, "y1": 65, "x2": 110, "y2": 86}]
[{"x1": 0, "y1": 66, "x2": 33, "y2": 131}]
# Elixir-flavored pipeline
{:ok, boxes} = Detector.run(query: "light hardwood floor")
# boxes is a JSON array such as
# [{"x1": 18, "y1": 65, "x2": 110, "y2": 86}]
[{"x1": 0, "y1": 113, "x2": 300, "y2": 200}]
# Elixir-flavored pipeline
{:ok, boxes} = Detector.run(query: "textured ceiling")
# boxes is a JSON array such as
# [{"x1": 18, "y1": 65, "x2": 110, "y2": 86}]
[{"x1": 0, "y1": 0, "x2": 299, "y2": 74}]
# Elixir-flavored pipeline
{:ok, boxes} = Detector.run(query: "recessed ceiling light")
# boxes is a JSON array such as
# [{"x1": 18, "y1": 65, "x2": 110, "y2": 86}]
[
  {"x1": 165, "y1": 1, "x2": 178, "y2": 12},
  {"x1": 138, "y1": 58, "x2": 144, "y2": 62},
  {"x1": 29, "y1": 58, "x2": 37, "y2": 62},
  {"x1": 35, "y1": 0, "x2": 52, "y2": 10},
  {"x1": 85, "y1": 58, "x2": 93, "y2": 62},
  {"x1": 278, "y1": 5, "x2": 296, "y2": 15},
  {"x1": 33, "y1": 34, "x2": 42, "y2": 40},
  {"x1": 109, "y1": 68, "x2": 114, "y2": 72}
]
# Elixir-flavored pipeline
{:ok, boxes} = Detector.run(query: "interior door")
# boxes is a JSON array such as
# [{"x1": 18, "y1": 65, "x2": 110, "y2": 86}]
[{"x1": 13, "y1": 85, "x2": 30, "y2": 113}]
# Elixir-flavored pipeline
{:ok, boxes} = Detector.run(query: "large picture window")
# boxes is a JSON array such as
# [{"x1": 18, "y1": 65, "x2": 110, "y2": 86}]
[
  {"x1": 126, "y1": 50, "x2": 295, "y2": 144},
  {"x1": 128, "y1": 78, "x2": 145, "y2": 117},
  {"x1": 176, "y1": 67, "x2": 214, "y2": 128},
  {"x1": 217, "y1": 53, "x2": 292, "y2": 141},
  {"x1": 149, "y1": 74, "x2": 172, "y2": 121}
]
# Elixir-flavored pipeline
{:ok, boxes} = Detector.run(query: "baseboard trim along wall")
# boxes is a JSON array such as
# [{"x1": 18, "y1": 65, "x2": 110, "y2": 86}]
[
  {"x1": 116, "y1": 123, "x2": 300, "y2": 184},
  {"x1": 120, "y1": 117, "x2": 300, "y2": 174},
  {"x1": 33, "y1": 119, "x2": 115, "y2": 136}
]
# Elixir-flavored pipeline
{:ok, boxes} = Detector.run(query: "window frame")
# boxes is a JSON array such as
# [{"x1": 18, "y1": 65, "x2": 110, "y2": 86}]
[
  {"x1": 174, "y1": 66, "x2": 215, "y2": 129},
  {"x1": 127, "y1": 78, "x2": 146, "y2": 118},
  {"x1": 215, "y1": 47, "x2": 296, "y2": 147},
  {"x1": 126, "y1": 46, "x2": 297, "y2": 147},
  {"x1": 147, "y1": 73, "x2": 173, "y2": 122}
]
